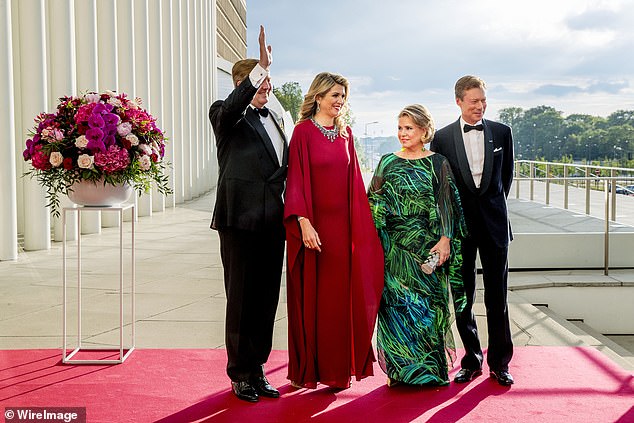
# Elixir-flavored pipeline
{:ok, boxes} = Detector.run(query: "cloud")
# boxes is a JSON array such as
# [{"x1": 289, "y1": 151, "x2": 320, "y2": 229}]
[
  {"x1": 586, "y1": 81, "x2": 629, "y2": 94},
  {"x1": 532, "y1": 81, "x2": 629, "y2": 97},
  {"x1": 246, "y1": 1, "x2": 634, "y2": 135}
]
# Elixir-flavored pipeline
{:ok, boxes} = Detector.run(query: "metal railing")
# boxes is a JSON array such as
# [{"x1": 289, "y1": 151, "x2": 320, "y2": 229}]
[{"x1": 513, "y1": 160, "x2": 634, "y2": 275}]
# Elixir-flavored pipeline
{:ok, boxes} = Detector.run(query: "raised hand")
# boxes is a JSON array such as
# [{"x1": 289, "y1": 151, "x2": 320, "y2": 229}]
[{"x1": 258, "y1": 25, "x2": 272, "y2": 70}]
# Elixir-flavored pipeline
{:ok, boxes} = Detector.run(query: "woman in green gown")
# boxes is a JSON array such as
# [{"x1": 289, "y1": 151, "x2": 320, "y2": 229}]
[{"x1": 367, "y1": 104, "x2": 467, "y2": 386}]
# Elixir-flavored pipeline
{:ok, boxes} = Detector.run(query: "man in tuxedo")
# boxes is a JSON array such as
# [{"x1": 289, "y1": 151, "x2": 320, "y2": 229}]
[
  {"x1": 430, "y1": 75, "x2": 515, "y2": 386},
  {"x1": 208, "y1": 26, "x2": 288, "y2": 402}
]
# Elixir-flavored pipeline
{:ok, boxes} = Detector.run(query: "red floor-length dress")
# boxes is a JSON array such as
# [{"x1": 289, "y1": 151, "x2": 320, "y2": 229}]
[{"x1": 284, "y1": 119, "x2": 384, "y2": 389}]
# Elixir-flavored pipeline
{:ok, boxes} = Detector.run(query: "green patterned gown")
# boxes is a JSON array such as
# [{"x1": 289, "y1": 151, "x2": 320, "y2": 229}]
[{"x1": 368, "y1": 153, "x2": 467, "y2": 386}]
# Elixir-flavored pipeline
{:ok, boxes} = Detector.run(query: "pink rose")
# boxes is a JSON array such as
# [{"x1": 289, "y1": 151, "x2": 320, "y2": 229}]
[
  {"x1": 85, "y1": 93, "x2": 101, "y2": 103},
  {"x1": 117, "y1": 122, "x2": 132, "y2": 137},
  {"x1": 139, "y1": 155, "x2": 151, "y2": 171},
  {"x1": 125, "y1": 134, "x2": 139, "y2": 146}
]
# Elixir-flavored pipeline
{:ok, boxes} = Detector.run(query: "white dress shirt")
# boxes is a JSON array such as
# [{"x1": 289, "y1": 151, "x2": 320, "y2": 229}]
[
  {"x1": 248, "y1": 64, "x2": 284, "y2": 165},
  {"x1": 461, "y1": 117, "x2": 485, "y2": 188}
]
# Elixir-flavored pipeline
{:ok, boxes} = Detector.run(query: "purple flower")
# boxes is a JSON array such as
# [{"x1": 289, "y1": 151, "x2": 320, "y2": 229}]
[
  {"x1": 103, "y1": 135, "x2": 116, "y2": 147},
  {"x1": 86, "y1": 127, "x2": 104, "y2": 143},
  {"x1": 103, "y1": 124, "x2": 117, "y2": 137},
  {"x1": 103, "y1": 113, "x2": 120, "y2": 126},
  {"x1": 88, "y1": 113, "x2": 105, "y2": 128},
  {"x1": 93, "y1": 103, "x2": 107, "y2": 114},
  {"x1": 86, "y1": 128, "x2": 105, "y2": 152},
  {"x1": 24, "y1": 139, "x2": 35, "y2": 158}
]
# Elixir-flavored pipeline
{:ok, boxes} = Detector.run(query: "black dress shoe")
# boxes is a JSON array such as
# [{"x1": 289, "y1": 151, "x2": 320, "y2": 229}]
[
  {"x1": 490, "y1": 370, "x2": 514, "y2": 386},
  {"x1": 231, "y1": 381, "x2": 259, "y2": 402},
  {"x1": 251, "y1": 376, "x2": 280, "y2": 398},
  {"x1": 454, "y1": 368, "x2": 483, "y2": 383}
]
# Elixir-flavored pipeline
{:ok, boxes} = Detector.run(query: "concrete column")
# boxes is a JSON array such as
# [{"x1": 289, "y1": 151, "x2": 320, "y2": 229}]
[
  {"x1": 47, "y1": 0, "x2": 78, "y2": 242},
  {"x1": 133, "y1": 0, "x2": 152, "y2": 216},
  {"x1": 74, "y1": 0, "x2": 101, "y2": 233},
  {"x1": 116, "y1": 0, "x2": 135, "y2": 95},
  {"x1": 0, "y1": 0, "x2": 18, "y2": 260},
  {"x1": 96, "y1": 0, "x2": 121, "y2": 228},
  {"x1": 181, "y1": 0, "x2": 192, "y2": 201},
  {"x1": 209, "y1": 0, "x2": 218, "y2": 190},
  {"x1": 190, "y1": 0, "x2": 200, "y2": 198},
  {"x1": 202, "y1": 0, "x2": 213, "y2": 192},
  {"x1": 171, "y1": 0, "x2": 184, "y2": 204},
  {"x1": 161, "y1": 0, "x2": 175, "y2": 208},
  {"x1": 115, "y1": 0, "x2": 136, "y2": 222},
  {"x1": 203, "y1": 0, "x2": 213, "y2": 192},
  {"x1": 97, "y1": 0, "x2": 119, "y2": 93},
  {"x1": 18, "y1": 0, "x2": 50, "y2": 251},
  {"x1": 148, "y1": 0, "x2": 165, "y2": 212},
  {"x1": 199, "y1": 0, "x2": 208, "y2": 193}
]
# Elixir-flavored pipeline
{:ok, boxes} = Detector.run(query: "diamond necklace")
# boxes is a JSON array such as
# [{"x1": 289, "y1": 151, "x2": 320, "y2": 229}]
[{"x1": 311, "y1": 118, "x2": 339, "y2": 142}]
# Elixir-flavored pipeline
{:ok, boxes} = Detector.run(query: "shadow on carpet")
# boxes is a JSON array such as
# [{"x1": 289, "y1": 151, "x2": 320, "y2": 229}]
[{"x1": 1, "y1": 347, "x2": 632, "y2": 422}]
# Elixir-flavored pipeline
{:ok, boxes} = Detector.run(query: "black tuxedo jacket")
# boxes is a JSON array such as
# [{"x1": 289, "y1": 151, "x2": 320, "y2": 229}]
[
  {"x1": 208, "y1": 78, "x2": 288, "y2": 232},
  {"x1": 431, "y1": 118, "x2": 514, "y2": 248}
]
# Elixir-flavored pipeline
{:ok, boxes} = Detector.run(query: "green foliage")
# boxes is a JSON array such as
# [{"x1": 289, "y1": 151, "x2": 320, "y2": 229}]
[
  {"x1": 497, "y1": 106, "x2": 634, "y2": 167},
  {"x1": 273, "y1": 82, "x2": 302, "y2": 122}
]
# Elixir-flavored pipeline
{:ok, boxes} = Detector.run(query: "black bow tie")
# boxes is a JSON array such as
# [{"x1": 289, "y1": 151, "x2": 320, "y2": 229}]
[
  {"x1": 463, "y1": 123, "x2": 484, "y2": 133},
  {"x1": 254, "y1": 107, "x2": 269, "y2": 118}
]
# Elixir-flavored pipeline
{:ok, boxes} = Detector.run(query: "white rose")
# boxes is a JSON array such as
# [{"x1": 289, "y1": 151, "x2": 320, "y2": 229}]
[
  {"x1": 139, "y1": 155, "x2": 151, "y2": 171},
  {"x1": 77, "y1": 154, "x2": 94, "y2": 169},
  {"x1": 125, "y1": 133, "x2": 139, "y2": 146},
  {"x1": 49, "y1": 151, "x2": 63, "y2": 167},
  {"x1": 108, "y1": 97, "x2": 123, "y2": 108},
  {"x1": 139, "y1": 144, "x2": 152, "y2": 155},
  {"x1": 75, "y1": 135, "x2": 88, "y2": 148},
  {"x1": 85, "y1": 93, "x2": 100, "y2": 103}
]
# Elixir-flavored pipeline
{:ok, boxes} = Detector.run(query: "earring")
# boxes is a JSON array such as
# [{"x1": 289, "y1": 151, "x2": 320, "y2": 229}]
[{"x1": 316, "y1": 102, "x2": 320, "y2": 113}]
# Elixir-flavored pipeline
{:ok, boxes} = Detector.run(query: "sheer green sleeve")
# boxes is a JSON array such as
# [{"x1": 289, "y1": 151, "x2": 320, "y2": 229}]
[
  {"x1": 435, "y1": 156, "x2": 468, "y2": 313},
  {"x1": 367, "y1": 155, "x2": 390, "y2": 249},
  {"x1": 436, "y1": 158, "x2": 467, "y2": 240}
]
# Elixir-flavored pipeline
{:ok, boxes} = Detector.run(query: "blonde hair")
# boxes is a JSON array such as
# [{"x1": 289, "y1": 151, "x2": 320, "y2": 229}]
[
  {"x1": 398, "y1": 104, "x2": 435, "y2": 143},
  {"x1": 298, "y1": 72, "x2": 350, "y2": 138},
  {"x1": 454, "y1": 75, "x2": 486, "y2": 100},
  {"x1": 231, "y1": 59, "x2": 258, "y2": 88}
]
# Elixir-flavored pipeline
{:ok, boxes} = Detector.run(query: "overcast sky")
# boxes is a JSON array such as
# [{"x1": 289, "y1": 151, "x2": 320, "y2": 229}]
[{"x1": 246, "y1": 0, "x2": 634, "y2": 138}]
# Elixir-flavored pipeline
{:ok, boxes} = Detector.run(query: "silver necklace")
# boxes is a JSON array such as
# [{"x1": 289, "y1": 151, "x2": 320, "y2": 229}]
[{"x1": 311, "y1": 118, "x2": 339, "y2": 142}]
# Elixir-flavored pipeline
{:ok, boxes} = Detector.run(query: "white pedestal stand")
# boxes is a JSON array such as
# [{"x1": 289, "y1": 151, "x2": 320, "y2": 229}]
[{"x1": 62, "y1": 204, "x2": 135, "y2": 364}]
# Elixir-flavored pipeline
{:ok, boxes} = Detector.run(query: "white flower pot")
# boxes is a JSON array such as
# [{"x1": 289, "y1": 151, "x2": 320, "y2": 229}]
[{"x1": 67, "y1": 179, "x2": 133, "y2": 207}]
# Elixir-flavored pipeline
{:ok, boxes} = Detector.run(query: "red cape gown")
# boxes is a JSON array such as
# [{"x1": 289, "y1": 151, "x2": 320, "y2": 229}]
[{"x1": 283, "y1": 120, "x2": 384, "y2": 388}]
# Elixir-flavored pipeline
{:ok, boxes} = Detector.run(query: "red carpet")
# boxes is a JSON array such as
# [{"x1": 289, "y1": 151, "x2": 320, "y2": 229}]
[{"x1": 1, "y1": 347, "x2": 632, "y2": 423}]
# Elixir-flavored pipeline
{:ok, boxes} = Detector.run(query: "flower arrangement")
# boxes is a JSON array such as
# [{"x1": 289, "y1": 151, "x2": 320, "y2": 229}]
[{"x1": 23, "y1": 90, "x2": 171, "y2": 216}]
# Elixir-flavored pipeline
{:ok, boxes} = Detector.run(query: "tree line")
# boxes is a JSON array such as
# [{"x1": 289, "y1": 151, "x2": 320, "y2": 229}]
[{"x1": 497, "y1": 106, "x2": 634, "y2": 167}]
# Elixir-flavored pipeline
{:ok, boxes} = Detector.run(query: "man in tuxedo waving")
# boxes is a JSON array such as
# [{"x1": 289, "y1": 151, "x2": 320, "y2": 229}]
[
  {"x1": 430, "y1": 75, "x2": 515, "y2": 386},
  {"x1": 208, "y1": 26, "x2": 288, "y2": 402}
]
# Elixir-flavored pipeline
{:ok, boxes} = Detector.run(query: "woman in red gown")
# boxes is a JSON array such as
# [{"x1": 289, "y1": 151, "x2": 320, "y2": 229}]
[{"x1": 283, "y1": 72, "x2": 384, "y2": 389}]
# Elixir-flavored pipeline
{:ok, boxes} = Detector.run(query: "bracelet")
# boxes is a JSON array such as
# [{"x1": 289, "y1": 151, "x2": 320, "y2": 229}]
[{"x1": 297, "y1": 216, "x2": 305, "y2": 222}]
